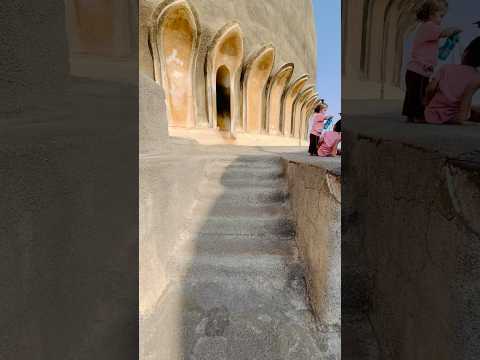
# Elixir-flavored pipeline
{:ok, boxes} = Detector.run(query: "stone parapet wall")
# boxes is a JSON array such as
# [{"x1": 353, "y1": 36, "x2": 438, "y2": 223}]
[
  {"x1": 140, "y1": 148, "x2": 208, "y2": 317},
  {"x1": 283, "y1": 156, "x2": 341, "y2": 328},
  {"x1": 343, "y1": 117, "x2": 480, "y2": 359}
]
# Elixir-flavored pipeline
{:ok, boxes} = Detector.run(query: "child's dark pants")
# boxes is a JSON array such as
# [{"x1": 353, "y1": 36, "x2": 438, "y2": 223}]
[{"x1": 309, "y1": 133, "x2": 319, "y2": 155}]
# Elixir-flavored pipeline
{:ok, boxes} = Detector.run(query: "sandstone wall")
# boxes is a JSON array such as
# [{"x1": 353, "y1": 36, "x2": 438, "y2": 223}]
[
  {"x1": 343, "y1": 118, "x2": 480, "y2": 359},
  {"x1": 140, "y1": 0, "x2": 317, "y2": 126},
  {"x1": 283, "y1": 157, "x2": 341, "y2": 329}
]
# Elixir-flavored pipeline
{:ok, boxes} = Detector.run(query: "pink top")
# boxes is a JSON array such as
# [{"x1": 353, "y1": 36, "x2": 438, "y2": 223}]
[
  {"x1": 318, "y1": 131, "x2": 341, "y2": 157},
  {"x1": 425, "y1": 64, "x2": 480, "y2": 124},
  {"x1": 407, "y1": 21, "x2": 442, "y2": 77},
  {"x1": 310, "y1": 113, "x2": 326, "y2": 136}
]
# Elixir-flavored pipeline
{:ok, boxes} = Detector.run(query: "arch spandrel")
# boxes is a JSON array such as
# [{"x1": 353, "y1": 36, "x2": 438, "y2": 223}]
[
  {"x1": 266, "y1": 63, "x2": 294, "y2": 135},
  {"x1": 242, "y1": 45, "x2": 276, "y2": 133},
  {"x1": 281, "y1": 74, "x2": 309, "y2": 136},
  {"x1": 150, "y1": 0, "x2": 200, "y2": 128},
  {"x1": 206, "y1": 22, "x2": 244, "y2": 134}
]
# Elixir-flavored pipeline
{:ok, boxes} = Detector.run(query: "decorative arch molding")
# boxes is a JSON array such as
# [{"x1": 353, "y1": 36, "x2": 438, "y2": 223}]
[
  {"x1": 241, "y1": 44, "x2": 276, "y2": 133},
  {"x1": 365, "y1": 0, "x2": 389, "y2": 82},
  {"x1": 292, "y1": 86, "x2": 316, "y2": 137},
  {"x1": 281, "y1": 74, "x2": 309, "y2": 136},
  {"x1": 362, "y1": 0, "x2": 417, "y2": 87},
  {"x1": 265, "y1": 63, "x2": 294, "y2": 135},
  {"x1": 305, "y1": 99, "x2": 321, "y2": 128},
  {"x1": 300, "y1": 95, "x2": 319, "y2": 139},
  {"x1": 149, "y1": 0, "x2": 200, "y2": 128},
  {"x1": 387, "y1": 1, "x2": 417, "y2": 86},
  {"x1": 206, "y1": 22, "x2": 244, "y2": 134}
]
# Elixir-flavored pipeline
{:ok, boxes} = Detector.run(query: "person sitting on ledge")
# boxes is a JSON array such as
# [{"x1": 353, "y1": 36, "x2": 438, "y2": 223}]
[
  {"x1": 317, "y1": 120, "x2": 341, "y2": 157},
  {"x1": 424, "y1": 36, "x2": 480, "y2": 124},
  {"x1": 308, "y1": 103, "x2": 328, "y2": 156},
  {"x1": 402, "y1": 0, "x2": 462, "y2": 123}
]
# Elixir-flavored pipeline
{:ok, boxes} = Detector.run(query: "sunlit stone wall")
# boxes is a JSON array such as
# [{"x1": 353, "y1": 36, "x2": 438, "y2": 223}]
[{"x1": 141, "y1": 0, "x2": 317, "y2": 132}]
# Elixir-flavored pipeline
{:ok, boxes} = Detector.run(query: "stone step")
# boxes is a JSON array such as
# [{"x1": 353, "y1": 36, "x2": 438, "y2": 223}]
[
  {"x1": 203, "y1": 175, "x2": 285, "y2": 188},
  {"x1": 141, "y1": 278, "x2": 323, "y2": 360},
  {"x1": 176, "y1": 233, "x2": 294, "y2": 257},
  {"x1": 189, "y1": 215, "x2": 295, "y2": 237},
  {"x1": 196, "y1": 186, "x2": 288, "y2": 206},
  {"x1": 205, "y1": 166, "x2": 284, "y2": 181},
  {"x1": 208, "y1": 155, "x2": 283, "y2": 167},
  {"x1": 192, "y1": 196, "x2": 289, "y2": 217},
  {"x1": 167, "y1": 254, "x2": 306, "y2": 297}
]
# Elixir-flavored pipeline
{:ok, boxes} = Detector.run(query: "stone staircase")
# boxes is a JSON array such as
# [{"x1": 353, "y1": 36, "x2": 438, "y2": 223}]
[{"x1": 141, "y1": 152, "x2": 332, "y2": 360}]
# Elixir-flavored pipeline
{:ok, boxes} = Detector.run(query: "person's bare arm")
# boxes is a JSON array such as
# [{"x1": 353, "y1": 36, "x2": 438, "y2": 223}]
[
  {"x1": 424, "y1": 78, "x2": 440, "y2": 106},
  {"x1": 440, "y1": 27, "x2": 462, "y2": 38},
  {"x1": 456, "y1": 80, "x2": 480, "y2": 123}
]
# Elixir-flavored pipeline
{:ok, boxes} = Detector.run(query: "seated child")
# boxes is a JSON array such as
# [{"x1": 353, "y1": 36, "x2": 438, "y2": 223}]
[
  {"x1": 318, "y1": 120, "x2": 341, "y2": 157},
  {"x1": 425, "y1": 36, "x2": 480, "y2": 124}
]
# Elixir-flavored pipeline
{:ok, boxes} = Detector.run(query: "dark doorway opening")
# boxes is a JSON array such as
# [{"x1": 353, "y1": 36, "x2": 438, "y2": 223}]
[{"x1": 216, "y1": 65, "x2": 231, "y2": 131}]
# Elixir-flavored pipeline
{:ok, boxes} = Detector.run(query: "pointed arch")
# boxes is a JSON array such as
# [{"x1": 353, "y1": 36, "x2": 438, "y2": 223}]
[
  {"x1": 242, "y1": 45, "x2": 276, "y2": 133},
  {"x1": 365, "y1": 0, "x2": 389, "y2": 82},
  {"x1": 292, "y1": 86, "x2": 316, "y2": 137},
  {"x1": 206, "y1": 22, "x2": 244, "y2": 134},
  {"x1": 266, "y1": 63, "x2": 294, "y2": 135},
  {"x1": 300, "y1": 95, "x2": 319, "y2": 140},
  {"x1": 149, "y1": 0, "x2": 200, "y2": 128},
  {"x1": 281, "y1": 74, "x2": 309, "y2": 136}
]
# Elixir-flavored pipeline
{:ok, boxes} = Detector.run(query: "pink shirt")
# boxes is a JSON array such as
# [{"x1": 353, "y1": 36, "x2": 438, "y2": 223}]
[
  {"x1": 310, "y1": 113, "x2": 326, "y2": 136},
  {"x1": 407, "y1": 21, "x2": 442, "y2": 77},
  {"x1": 318, "y1": 131, "x2": 341, "y2": 157},
  {"x1": 425, "y1": 64, "x2": 480, "y2": 124}
]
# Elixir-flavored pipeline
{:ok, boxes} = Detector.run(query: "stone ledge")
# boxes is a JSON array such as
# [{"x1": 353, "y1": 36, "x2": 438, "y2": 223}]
[
  {"x1": 258, "y1": 148, "x2": 341, "y2": 176},
  {"x1": 345, "y1": 115, "x2": 480, "y2": 169}
]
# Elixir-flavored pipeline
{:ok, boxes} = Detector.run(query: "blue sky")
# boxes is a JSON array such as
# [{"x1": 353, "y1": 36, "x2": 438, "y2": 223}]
[{"x1": 312, "y1": 0, "x2": 341, "y2": 118}]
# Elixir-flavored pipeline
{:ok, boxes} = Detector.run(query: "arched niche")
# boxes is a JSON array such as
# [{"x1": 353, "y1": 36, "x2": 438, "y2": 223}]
[
  {"x1": 281, "y1": 74, "x2": 309, "y2": 136},
  {"x1": 242, "y1": 45, "x2": 276, "y2": 133},
  {"x1": 292, "y1": 86, "x2": 315, "y2": 137},
  {"x1": 206, "y1": 22, "x2": 244, "y2": 134},
  {"x1": 343, "y1": 0, "x2": 368, "y2": 78},
  {"x1": 365, "y1": 0, "x2": 389, "y2": 82},
  {"x1": 385, "y1": 1, "x2": 417, "y2": 86},
  {"x1": 266, "y1": 63, "x2": 294, "y2": 135},
  {"x1": 300, "y1": 95, "x2": 319, "y2": 140},
  {"x1": 150, "y1": 0, "x2": 200, "y2": 128}
]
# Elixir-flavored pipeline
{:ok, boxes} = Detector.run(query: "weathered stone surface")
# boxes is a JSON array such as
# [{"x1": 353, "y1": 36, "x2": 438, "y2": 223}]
[
  {"x1": 343, "y1": 116, "x2": 480, "y2": 359},
  {"x1": 140, "y1": 147, "x2": 208, "y2": 317},
  {"x1": 140, "y1": 74, "x2": 169, "y2": 154},
  {"x1": 283, "y1": 157, "x2": 341, "y2": 329}
]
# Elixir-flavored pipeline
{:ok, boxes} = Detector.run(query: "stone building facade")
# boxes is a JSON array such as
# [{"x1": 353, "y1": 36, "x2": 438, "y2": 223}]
[{"x1": 140, "y1": 0, "x2": 319, "y2": 138}]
